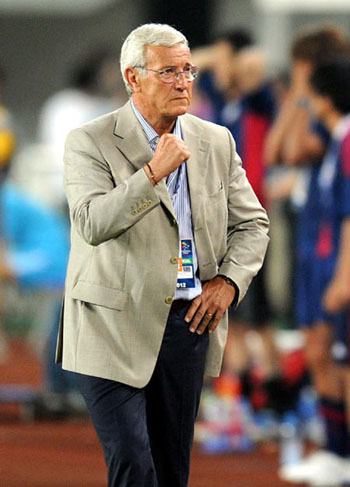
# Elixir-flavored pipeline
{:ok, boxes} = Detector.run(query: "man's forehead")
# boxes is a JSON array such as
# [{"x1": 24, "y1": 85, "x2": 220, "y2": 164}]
[{"x1": 145, "y1": 44, "x2": 191, "y2": 64}]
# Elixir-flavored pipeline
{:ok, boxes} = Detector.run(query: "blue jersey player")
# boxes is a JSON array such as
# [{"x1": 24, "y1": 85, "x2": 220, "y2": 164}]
[{"x1": 283, "y1": 58, "x2": 350, "y2": 487}]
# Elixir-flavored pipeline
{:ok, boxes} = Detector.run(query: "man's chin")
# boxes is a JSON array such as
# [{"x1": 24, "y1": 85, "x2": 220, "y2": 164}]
[
  {"x1": 172, "y1": 103, "x2": 190, "y2": 116},
  {"x1": 177, "y1": 107, "x2": 189, "y2": 115}
]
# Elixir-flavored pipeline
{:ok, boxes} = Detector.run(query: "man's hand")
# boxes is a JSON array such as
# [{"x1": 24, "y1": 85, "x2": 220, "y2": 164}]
[
  {"x1": 184, "y1": 276, "x2": 236, "y2": 335},
  {"x1": 148, "y1": 134, "x2": 190, "y2": 183},
  {"x1": 290, "y1": 60, "x2": 312, "y2": 97}
]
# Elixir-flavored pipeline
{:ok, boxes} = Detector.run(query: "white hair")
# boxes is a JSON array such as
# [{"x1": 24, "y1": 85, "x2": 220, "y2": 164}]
[{"x1": 120, "y1": 23, "x2": 189, "y2": 95}]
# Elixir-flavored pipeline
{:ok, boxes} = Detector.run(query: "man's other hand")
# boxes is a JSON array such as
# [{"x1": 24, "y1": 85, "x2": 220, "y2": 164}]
[{"x1": 184, "y1": 276, "x2": 235, "y2": 335}]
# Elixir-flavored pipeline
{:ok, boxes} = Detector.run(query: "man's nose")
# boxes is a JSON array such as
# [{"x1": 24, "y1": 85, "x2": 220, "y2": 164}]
[{"x1": 174, "y1": 72, "x2": 189, "y2": 88}]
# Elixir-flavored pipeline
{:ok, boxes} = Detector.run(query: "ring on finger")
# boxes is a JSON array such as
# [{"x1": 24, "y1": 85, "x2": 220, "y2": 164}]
[{"x1": 206, "y1": 312, "x2": 213, "y2": 318}]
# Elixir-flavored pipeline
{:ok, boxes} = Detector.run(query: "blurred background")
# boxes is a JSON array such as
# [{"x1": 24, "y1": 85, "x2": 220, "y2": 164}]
[
  {"x1": 2, "y1": 0, "x2": 350, "y2": 142},
  {"x1": 1, "y1": 1, "x2": 350, "y2": 486}
]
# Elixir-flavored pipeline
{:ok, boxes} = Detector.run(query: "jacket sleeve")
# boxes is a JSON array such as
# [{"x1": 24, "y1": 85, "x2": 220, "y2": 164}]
[
  {"x1": 64, "y1": 127, "x2": 160, "y2": 246},
  {"x1": 218, "y1": 128, "x2": 270, "y2": 306}
]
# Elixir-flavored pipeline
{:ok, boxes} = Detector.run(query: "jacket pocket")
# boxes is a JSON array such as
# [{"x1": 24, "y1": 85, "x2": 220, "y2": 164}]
[{"x1": 71, "y1": 281, "x2": 128, "y2": 310}]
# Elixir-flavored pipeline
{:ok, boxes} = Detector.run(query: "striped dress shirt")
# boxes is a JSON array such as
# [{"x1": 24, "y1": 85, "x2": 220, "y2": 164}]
[{"x1": 131, "y1": 99, "x2": 202, "y2": 300}]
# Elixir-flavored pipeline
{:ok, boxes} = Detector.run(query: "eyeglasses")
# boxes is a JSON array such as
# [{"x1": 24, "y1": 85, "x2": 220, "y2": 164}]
[{"x1": 134, "y1": 65, "x2": 199, "y2": 83}]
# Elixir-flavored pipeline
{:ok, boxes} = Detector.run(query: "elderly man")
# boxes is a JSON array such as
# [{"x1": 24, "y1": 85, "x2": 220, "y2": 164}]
[{"x1": 56, "y1": 23, "x2": 269, "y2": 487}]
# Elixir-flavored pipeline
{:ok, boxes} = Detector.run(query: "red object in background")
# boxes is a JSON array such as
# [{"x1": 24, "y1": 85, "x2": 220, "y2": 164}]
[
  {"x1": 282, "y1": 349, "x2": 306, "y2": 387},
  {"x1": 213, "y1": 373, "x2": 241, "y2": 398},
  {"x1": 234, "y1": 348, "x2": 307, "y2": 413},
  {"x1": 316, "y1": 222, "x2": 333, "y2": 259},
  {"x1": 242, "y1": 112, "x2": 269, "y2": 206}
]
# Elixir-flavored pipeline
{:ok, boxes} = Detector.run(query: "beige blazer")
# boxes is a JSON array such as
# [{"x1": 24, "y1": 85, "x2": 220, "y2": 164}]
[{"x1": 56, "y1": 100, "x2": 269, "y2": 387}]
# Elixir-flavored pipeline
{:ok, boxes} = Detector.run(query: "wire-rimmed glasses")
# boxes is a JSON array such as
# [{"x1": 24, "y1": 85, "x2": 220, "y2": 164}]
[{"x1": 135, "y1": 65, "x2": 200, "y2": 83}]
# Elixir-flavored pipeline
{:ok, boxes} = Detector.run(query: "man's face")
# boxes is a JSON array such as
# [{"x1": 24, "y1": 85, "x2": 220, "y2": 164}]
[
  {"x1": 212, "y1": 41, "x2": 238, "y2": 92},
  {"x1": 132, "y1": 44, "x2": 193, "y2": 125}
]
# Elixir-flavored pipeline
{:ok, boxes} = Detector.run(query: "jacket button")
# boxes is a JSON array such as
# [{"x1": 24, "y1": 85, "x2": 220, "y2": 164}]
[
  {"x1": 132, "y1": 209, "x2": 138, "y2": 215},
  {"x1": 165, "y1": 296, "x2": 174, "y2": 305},
  {"x1": 170, "y1": 256, "x2": 178, "y2": 265},
  {"x1": 142, "y1": 203, "x2": 148, "y2": 210},
  {"x1": 147, "y1": 200, "x2": 152, "y2": 206},
  {"x1": 138, "y1": 206, "x2": 143, "y2": 212}
]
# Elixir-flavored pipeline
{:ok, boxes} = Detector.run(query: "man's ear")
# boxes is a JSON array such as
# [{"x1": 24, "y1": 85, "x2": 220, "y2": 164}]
[{"x1": 125, "y1": 67, "x2": 141, "y2": 93}]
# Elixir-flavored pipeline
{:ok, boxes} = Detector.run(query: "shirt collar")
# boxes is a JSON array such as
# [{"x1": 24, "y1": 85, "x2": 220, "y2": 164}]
[{"x1": 130, "y1": 98, "x2": 182, "y2": 145}]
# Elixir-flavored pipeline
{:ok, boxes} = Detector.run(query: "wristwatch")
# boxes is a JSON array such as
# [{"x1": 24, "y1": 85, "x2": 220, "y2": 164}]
[
  {"x1": 217, "y1": 274, "x2": 239, "y2": 307},
  {"x1": 217, "y1": 274, "x2": 235, "y2": 288}
]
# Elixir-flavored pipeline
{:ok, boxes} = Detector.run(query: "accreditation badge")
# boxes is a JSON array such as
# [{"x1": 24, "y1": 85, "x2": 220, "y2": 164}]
[{"x1": 177, "y1": 238, "x2": 195, "y2": 288}]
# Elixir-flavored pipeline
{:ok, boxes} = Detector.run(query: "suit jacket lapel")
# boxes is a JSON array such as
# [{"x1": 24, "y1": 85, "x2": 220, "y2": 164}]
[
  {"x1": 113, "y1": 101, "x2": 176, "y2": 220},
  {"x1": 113, "y1": 101, "x2": 153, "y2": 170},
  {"x1": 181, "y1": 115, "x2": 210, "y2": 229}
]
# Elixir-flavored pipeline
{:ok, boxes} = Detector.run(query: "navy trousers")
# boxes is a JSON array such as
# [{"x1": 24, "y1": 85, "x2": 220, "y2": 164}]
[{"x1": 76, "y1": 301, "x2": 209, "y2": 487}]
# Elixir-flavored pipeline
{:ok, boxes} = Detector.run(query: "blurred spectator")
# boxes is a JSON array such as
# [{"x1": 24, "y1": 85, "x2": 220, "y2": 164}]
[
  {"x1": 264, "y1": 25, "x2": 347, "y2": 166},
  {"x1": 0, "y1": 143, "x2": 73, "y2": 411},
  {"x1": 0, "y1": 62, "x2": 16, "y2": 361},
  {"x1": 0, "y1": 176, "x2": 69, "y2": 344},
  {"x1": 264, "y1": 71, "x2": 298, "y2": 326},
  {"x1": 264, "y1": 25, "x2": 350, "y2": 486},
  {"x1": 37, "y1": 47, "x2": 126, "y2": 208},
  {"x1": 192, "y1": 29, "x2": 253, "y2": 140},
  {"x1": 281, "y1": 56, "x2": 350, "y2": 487},
  {"x1": 193, "y1": 31, "x2": 280, "y2": 413}
]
